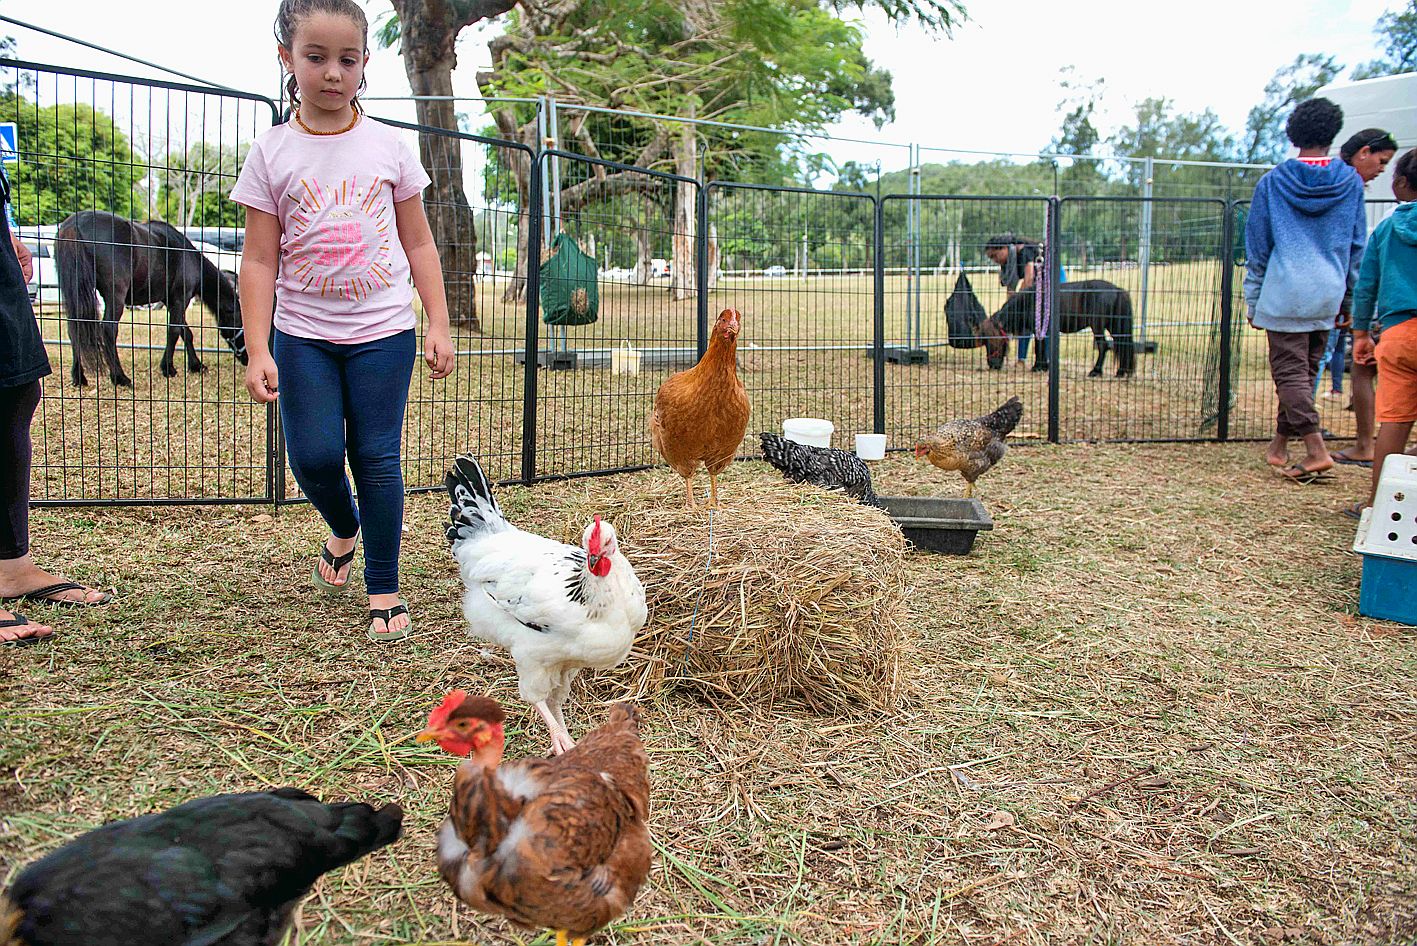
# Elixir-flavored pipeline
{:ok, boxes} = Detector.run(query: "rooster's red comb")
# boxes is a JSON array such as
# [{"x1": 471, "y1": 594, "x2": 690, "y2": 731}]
[
  {"x1": 427, "y1": 690, "x2": 468, "y2": 729},
  {"x1": 588, "y1": 515, "x2": 603, "y2": 555}
]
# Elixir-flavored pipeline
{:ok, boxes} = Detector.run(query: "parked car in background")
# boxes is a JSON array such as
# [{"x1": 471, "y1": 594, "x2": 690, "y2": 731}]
[
  {"x1": 764, "y1": 264, "x2": 787, "y2": 277},
  {"x1": 22, "y1": 238, "x2": 62, "y2": 306},
  {"x1": 189, "y1": 240, "x2": 242, "y2": 285}
]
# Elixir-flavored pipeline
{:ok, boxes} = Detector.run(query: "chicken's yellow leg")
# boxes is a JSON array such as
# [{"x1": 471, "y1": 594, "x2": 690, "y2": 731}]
[
  {"x1": 556, "y1": 932, "x2": 570, "y2": 946},
  {"x1": 964, "y1": 481, "x2": 975, "y2": 499},
  {"x1": 708, "y1": 472, "x2": 720, "y2": 509},
  {"x1": 683, "y1": 476, "x2": 696, "y2": 508},
  {"x1": 572, "y1": 939, "x2": 587, "y2": 946}
]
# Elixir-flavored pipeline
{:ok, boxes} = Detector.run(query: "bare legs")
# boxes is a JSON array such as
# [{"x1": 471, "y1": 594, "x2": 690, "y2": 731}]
[{"x1": 1370, "y1": 422, "x2": 1415, "y2": 505}]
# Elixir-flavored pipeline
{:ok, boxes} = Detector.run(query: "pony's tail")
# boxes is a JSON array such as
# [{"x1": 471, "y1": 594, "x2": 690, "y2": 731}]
[
  {"x1": 55, "y1": 225, "x2": 105, "y2": 377},
  {"x1": 1112, "y1": 286, "x2": 1136, "y2": 375}
]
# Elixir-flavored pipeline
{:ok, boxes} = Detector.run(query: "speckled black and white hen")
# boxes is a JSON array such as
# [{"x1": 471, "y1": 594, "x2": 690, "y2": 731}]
[{"x1": 759, "y1": 432, "x2": 881, "y2": 506}]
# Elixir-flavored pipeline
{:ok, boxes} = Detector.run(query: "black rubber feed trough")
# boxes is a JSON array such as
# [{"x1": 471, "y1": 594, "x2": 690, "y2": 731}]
[{"x1": 877, "y1": 496, "x2": 994, "y2": 555}]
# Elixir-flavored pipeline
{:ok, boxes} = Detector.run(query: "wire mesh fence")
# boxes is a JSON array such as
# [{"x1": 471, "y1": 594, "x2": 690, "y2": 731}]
[
  {"x1": 363, "y1": 117, "x2": 535, "y2": 495},
  {"x1": 878, "y1": 195, "x2": 1052, "y2": 446},
  {"x1": 530, "y1": 149, "x2": 699, "y2": 479},
  {"x1": 1054, "y1": 197, "x2": 1230, "y2": 442},
  {"x1": 4, "y1": 58, "x2": 275, "y2": 504},
  {"x1": 705, "y1": 182, "x2": 878, "y2": 454},
  {"x1": 7, "y1": 58, "x2": 1390, "y2": 506}
]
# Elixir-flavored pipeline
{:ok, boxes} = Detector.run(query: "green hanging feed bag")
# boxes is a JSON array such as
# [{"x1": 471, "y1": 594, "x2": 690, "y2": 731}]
[{"x1": 539, "y1": 232, "x2": 599, "y2": 326}]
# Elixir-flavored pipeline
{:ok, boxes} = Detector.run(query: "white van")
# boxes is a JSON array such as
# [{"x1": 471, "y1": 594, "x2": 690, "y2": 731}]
[{"x1": 1314, "y1": 72, "x2": 1417, "y2": 221}]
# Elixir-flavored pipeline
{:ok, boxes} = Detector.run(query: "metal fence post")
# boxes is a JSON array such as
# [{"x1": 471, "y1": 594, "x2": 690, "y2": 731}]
[
  {"x1": 696, "y1": 183, "x2": 710, "y2": 358},
  {"x1": 520, "y1": 151, "x2": 545, "y2": 484},
  {"x1": 1047, "y1": 197, "x2": 1062, "y2": 444},
  {"x1": 1137, "y1": 155, "x2": 1154, "y2": 350},
  {"x1": 266, "y1": 402, "x2": 281, "y2": 507},
  {"x1": 1217, "y1": 200, "x2": 1236, "y2": 442},
  {"x1": 872, "y1": 195, "x2": 886, "y2": 435}
]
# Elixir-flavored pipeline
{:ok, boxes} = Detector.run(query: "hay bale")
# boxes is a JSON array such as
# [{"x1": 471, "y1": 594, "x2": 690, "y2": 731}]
[{"x1": 522, "y1": 469, "x2": 908, "y2": 713}]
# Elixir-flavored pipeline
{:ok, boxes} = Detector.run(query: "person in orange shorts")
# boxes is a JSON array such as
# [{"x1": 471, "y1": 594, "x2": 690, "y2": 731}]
[{"x1": 1350, "y1": 148, "x2": 1417, "y2": 517}]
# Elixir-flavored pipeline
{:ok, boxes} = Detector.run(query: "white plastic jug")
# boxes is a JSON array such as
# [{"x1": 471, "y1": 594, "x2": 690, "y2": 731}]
[{"x1": 782, "y1": 417, "x2": 833, "y2": 448}]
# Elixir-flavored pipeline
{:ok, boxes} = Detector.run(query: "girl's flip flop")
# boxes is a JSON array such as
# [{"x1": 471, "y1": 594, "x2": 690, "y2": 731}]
[
  {"x1": 1, "y1": 581, "x2": 113, "y2": 607},
  {"x1": 312, "y1": 541, "x2": 358, "y2": 592},
  {"x1": 368, "y1": 600, "x2": 413, "y2": 643},
  {"x1": 1, "y1": 613, "x2": 53, "y2": 646}
]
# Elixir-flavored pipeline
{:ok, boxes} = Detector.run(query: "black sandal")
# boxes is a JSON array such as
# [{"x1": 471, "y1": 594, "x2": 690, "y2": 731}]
[
  {"x1": 1, "y1": 581, "x2": 113, "y2": 608},
  {"x1": 368, "y1": 600, "x2": 412, "y2": 643},
  {"x1": 312, "y1": 541, "x2": 357, "y2": 592},
  {"x1": 1, "y1": 612, "x2": 53, "y2": 646}
]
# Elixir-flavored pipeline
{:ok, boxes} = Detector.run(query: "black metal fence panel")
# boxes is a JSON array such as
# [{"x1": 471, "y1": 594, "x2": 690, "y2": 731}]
[
  {"x1": 365, "y1": 117, "x2": 535, "y2": 496},
  {"x1": 878, "y1": 195, "x2": 1051, "y2": 447},
  {"x1": 11, "y1": 58, "x2": 1399, "y2": 505},
  {"x1": 1054, "y1": 197, "x2": 1229, "y2": 442},
  {"x1": 706, "y1": 182, "x2": 877, "y2": 455},
  {"x1": 527, "y1": 150, "x2": 699, "y2": 480},
  {"x1": 4, "y1": 59, "x2": 277, "y2": 504},
  {"x1": 1224, "y1": 198, "x2": 1395, "y2": 443}
]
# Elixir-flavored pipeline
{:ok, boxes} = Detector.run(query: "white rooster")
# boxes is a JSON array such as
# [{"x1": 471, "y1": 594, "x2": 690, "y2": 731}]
[{"x1": 444, "y1": 455, "x2": 648, "y2": 755}]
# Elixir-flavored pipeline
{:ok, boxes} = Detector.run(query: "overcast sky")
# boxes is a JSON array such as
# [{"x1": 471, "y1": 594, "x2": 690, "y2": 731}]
[{"x1": 2, "y1": 0, "x2": 1404, "y2": 174}]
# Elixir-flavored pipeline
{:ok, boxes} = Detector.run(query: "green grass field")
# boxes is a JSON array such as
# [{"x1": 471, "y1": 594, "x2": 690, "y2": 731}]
[{"x1": 28, "y1": 262, "x2": 1358, "y2": 503}]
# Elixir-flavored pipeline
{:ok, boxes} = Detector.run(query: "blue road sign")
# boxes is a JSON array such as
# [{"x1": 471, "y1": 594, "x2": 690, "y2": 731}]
[{"x1": 0, "y1": 122, "x2": 16, "y2": 163}]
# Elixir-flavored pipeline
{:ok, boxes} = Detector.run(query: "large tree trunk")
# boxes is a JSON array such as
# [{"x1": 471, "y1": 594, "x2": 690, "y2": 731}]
[
  {"x1": 391, "y1": 0, "x2": 517, "y2": 330},
  {"x1": 669, "y1": 115, "x2": 698, "y2": 301}
]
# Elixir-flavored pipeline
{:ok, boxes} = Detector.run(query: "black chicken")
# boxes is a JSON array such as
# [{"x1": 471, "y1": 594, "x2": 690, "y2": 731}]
[
  {"x1": 3, "y1": 788, "x2": 403, "y2": 946},
  {"x1": 759, "y1": 432, "x2": 880, "y2": 506}
]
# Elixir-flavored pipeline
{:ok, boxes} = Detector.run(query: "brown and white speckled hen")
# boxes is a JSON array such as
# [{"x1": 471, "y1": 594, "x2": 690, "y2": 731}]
[
  {"x1": 418, "y1": 693, "x2": 651, "y2": 946},
  {"x1": 914, "y1": 396, "x2": 1023, "y2": 498}
]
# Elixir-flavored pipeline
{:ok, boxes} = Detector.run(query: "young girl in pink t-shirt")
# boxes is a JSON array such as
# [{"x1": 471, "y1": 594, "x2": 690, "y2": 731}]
[{"x1": 232, "y1": 0, "x2": 454, "y2": 642}]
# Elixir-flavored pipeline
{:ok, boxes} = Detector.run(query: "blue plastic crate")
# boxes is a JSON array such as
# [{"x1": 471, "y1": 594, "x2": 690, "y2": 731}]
[{"x1": 1357, "y1": 552, "x2": 1417, "y2": 626}]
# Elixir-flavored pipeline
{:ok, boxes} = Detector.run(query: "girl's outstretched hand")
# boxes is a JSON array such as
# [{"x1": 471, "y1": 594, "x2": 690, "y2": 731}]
[
  {"x1": 245, "y1": 351, "x2": 279, "y2": 403},
  {"x1": 426, "y1": 327, "x2": 455, "y2": 379}
]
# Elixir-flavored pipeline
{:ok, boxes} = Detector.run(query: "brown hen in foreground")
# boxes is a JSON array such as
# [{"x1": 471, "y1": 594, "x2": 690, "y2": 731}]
[
  {"x1": 418, "y1": 693, "x2": 651, "y2": 946},
  {"x1": 651, "y1": 307, "x2": 750, "y2": 507},
  {"x1": 915, "y1": 396, "x2": 1023, "y2": 498}
]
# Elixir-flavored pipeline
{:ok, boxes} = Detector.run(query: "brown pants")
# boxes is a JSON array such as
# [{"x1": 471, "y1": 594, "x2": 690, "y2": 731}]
[{"x1": 1267, "y1": 329, "x2": 1327, "y2": 438}]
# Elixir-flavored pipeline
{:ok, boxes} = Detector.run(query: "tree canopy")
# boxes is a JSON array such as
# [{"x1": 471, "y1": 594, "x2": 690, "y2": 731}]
[
  {"x1": 1352, "y1": 0, "x2": 1416, "y2": 79},
  {"x1": 2, "y1": 97, "x2": 144, "y2": 225}
]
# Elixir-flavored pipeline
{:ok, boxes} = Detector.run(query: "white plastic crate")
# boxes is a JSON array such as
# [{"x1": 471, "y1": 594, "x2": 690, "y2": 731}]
[{"x1": 1354, "y1": 454, "x2": 1417, "y2": 562}]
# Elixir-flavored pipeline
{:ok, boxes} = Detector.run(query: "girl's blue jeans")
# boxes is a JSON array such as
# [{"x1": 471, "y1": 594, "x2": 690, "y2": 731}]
[{"x1": 273, "y1": 328, "x2": 415, "y2": 595}]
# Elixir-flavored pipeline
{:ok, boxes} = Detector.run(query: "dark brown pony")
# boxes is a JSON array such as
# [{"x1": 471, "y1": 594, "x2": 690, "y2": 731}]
[
  {"x1": 979, "y1": 279, "x2": 1135, "y2": 377},
  {"x1": 55, "y1": 211, "x2": 246, "y2": 387}
]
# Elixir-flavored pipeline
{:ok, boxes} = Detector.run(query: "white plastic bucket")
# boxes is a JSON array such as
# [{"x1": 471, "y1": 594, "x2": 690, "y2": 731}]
[
  {"x1": 854, "y1": 433, "x2": 886, "y2": 460},
  {"x1": 783, "y1": 417, "x2": 833, "y2": 448},
  {"x1": 611, "y1": 341, "x2": 642, "y2": 376}
]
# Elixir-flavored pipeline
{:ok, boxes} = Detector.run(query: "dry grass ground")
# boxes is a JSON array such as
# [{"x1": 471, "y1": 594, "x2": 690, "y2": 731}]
[{"x1": 3, "y1": 442, "x2": 1414, "y2": 945}]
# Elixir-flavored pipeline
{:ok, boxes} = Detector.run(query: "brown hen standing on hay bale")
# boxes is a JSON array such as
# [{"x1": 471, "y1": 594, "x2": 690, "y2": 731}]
[
  {"x1": 418, "y1": 693, "x2": 651, "y2": 946},
  {"x1": 915, "y1": 395, "x2": 1023, "y2": 498},
  {"x1": 650, "y1": 308, "x2": 750, "y2": 508}
]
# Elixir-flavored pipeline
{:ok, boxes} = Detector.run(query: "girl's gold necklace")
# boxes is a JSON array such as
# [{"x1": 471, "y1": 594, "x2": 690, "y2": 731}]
[{"x1": 293, "y1": 105, "x2": 360, "y2": 136}]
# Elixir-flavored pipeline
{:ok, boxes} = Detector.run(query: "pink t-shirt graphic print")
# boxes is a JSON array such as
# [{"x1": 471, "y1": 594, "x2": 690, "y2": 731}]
[
  {"x1": 288, "y1": 176, "x2": 393, "y2": 301},
  {"x1": 232, "y1": 118, "x2": 431, "y2": 343}
]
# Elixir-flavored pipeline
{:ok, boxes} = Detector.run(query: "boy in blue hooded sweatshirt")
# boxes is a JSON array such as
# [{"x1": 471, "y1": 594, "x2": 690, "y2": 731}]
[
  {"x1": 1351, "y1": 148, "x2": 1417, "y2": 513},
  {"x1": 1245, "y1": 98, "x2": 1368, "y2": 481}
]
